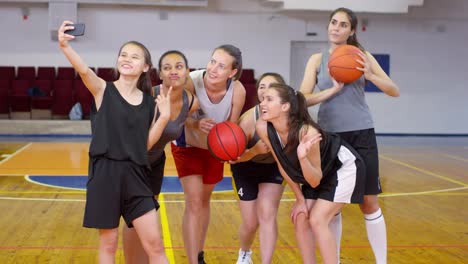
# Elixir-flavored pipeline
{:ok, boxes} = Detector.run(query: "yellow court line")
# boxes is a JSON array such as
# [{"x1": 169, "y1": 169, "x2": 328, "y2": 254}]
[
  {"x1": 380, "y1": 155, "x2": 468, "y2": 187},
  {"x1": 442, "y1": 153, "x2": 468, "y2": 163},
  {"x1": 0, "y1": 143, "x2": 32, "y2": 166},
  {"x1": 159, "y1": 194, "x2": 175, "y2": 264}
]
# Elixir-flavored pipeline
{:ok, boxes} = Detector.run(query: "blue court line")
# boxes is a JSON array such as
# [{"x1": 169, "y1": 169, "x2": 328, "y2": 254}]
[{"x1": 28, "y1": 175, "x2": 234, "y2": 193}]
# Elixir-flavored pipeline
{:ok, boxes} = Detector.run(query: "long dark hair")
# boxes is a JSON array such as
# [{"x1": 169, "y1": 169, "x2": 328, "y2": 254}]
[
  {"x1": 269, "y1": 83, "x2": 323, "y2": 153},
  {"x1": 214, "y1": 44, "x2": 243, "y2": 81},
  {"x1": 329, "y1": 7, "x2": 365, "y2": 51},
  {"x1": 116, "y1": 41, "x2": 153, "y2": 94}
]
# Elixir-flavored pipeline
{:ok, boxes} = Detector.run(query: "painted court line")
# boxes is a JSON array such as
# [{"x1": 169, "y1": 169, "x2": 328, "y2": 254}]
[
  {"x1": 1, "y1": 186, "x2": 467, "y2": 203},
  {"x1": 159, "y1": 194, "x2": 175, "y2": 264},
  {"x1": 25, "y1": 175, "x2": 86, "y2": 191},
  {"x1": 442, "y1": 153, "x2": 468, "y2": 163},
  {"x1": 0, "y1": 143, "x2": 32, "y2": 166},
  {"x1": 380, "y1": 154, "x2": 468, "y2": 187}
]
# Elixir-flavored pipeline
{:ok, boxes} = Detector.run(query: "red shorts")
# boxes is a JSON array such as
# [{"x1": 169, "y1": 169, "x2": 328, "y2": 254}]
[{"x1": 171, "y1": 143, "x2": 224, "y2": 184}]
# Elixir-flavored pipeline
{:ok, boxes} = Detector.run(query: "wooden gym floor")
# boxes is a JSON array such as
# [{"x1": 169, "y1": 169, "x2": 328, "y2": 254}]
[{"x1": 0, "y1": 136, "x2": 466, "y2": 263}]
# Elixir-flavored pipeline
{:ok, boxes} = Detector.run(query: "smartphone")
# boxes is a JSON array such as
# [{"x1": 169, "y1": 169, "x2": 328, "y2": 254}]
[{"x1": 64, "y1": 23, "x2": 85, "y2": 36}]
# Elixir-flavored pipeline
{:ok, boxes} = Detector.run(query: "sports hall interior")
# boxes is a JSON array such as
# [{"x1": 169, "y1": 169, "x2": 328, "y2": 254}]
[{"x1": 0, "y1": 0, "x2": 467, "y2": 263}]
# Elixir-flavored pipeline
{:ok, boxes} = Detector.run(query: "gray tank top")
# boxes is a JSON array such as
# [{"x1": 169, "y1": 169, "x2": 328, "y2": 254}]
[
  {"x1": 148, "y1": 85, "x2": 192, "y2": 164},
  {"x1": 316, "y1": 50, "x2": 374, "y2": 132}
]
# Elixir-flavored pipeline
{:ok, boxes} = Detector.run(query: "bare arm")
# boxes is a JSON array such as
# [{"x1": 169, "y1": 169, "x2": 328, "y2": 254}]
[
  {"x1": 57, "y1": 21, "x2": 105, "y2": 100},
  {"x1": 256, "y1": 119, "x2": 305, "y2": 202},
  {"x1": 228, "y1": 80, "x2": 246, "y2": 123},
  {"x1": 297, "y1": 127, "x2": 323, "y2": 188},
  {"x1": 359, "y1": 51, "x2": 400, "y2": 97},
  {"x1": 147, "y1": 88, "x2": 172, "y2": 150},
  {"x1": 230, "y1": 108, "x2": 269, "y2": 163},
  {"x1": 299, "y1": 53, "x2": 344, "y2": 106}
]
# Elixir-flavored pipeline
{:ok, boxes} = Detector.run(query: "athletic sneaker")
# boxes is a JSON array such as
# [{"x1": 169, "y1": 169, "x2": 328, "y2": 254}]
[
  {"x1": 236, "y1": 249, "x2": 253, "y2": 264},
  {"x1": 198, "y1": 251, "x2": 206, "y2": 264}
]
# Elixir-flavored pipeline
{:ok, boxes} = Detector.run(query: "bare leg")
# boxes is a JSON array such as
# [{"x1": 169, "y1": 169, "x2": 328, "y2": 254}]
[
  {"x1": 180, "y1": 175, "x2": 215, "y2": 264},
  {"x1": 256, "y1": 183, "x2": 284, "y2": 264},
  {"x1": 98, "y1": 228, "x2": 119, "y2": 264},
  {"x1": 132, "y1": 209, "x2": 168, "y2": 264},
  {"x1": 294, "y1": 199, "x2": 316, "y2": 264},
  {"x1": 309, "y1": 199, "x2": 343, "y2": 264},
  {"x1": 238, "y1": 200, "x2": 258, "y2": 251},
  {"x1": 199, "y1": 183, "x2": 216, "y2": 254}
]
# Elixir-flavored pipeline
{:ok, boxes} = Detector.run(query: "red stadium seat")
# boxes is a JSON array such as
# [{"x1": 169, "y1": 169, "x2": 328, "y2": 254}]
[
  {"x1": 0, "y1": 66, "x2": 15, "y2": 81},
  {"x1": 17, "y1": 66, "x2": 36, "y2": 81},
  {"x1": 37, "y1": 67, "x2": 56, "y2": 80},
  {"x1": 52, "y1": 79, "x2": 74, "y2": 118},
  {"x1": 74, "y1": 79, "x2": 93, "y2": 119}
]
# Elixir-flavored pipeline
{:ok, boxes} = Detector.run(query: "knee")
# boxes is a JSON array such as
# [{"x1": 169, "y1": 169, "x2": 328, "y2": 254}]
[
  {"x1": 294, "y1": 215, "x2": 310, "y2": 233},
  {"x1": 185, "y1": 198, "x2": 204, "y2": 213},
  {"x1": 99, "y1": 235, "x2": 119, "y2": 255},
  {"x1": 308, "y1": 214, "x2": 328, "y2": 234},
  {"x1": 360, "y1": 196, "x2": 380, "y2": 214},
  {"x1": 143, "y1": 237, "x2": 166, "y2": 257},
  {"x1": 257, "y1": 206, "x2": 277, "y2": 225},
  {"x1": 242, "y1": 218, "x2": 259, "y2": 233}
]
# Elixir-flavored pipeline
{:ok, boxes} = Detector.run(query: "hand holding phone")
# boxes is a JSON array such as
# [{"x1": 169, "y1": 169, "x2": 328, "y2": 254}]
[{"x1": 64, "y1": 23, "x2": 85, "y2": 36}]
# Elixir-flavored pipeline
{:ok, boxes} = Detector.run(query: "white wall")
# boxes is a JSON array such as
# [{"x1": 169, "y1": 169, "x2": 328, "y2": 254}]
[{"x1": 0, "y1": 0, "x2": 467, "y2": 134}]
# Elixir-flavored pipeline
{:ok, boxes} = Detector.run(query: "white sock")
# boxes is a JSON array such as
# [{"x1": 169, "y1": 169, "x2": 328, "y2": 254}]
[
  {"x1": 330, "y1": 212, "x2": 342, "y2": 263},
  {"x1": 365, "y1": 208, "x2": 387, "y2": 264}
]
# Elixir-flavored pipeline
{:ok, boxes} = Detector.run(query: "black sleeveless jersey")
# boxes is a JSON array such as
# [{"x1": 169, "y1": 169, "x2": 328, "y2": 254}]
[
  {"x1": 89, "y1": 82, "x2": 155, "y2": 167},
  {"x1": 267, "y1": 122, "x2": 342, "y2": 185}
]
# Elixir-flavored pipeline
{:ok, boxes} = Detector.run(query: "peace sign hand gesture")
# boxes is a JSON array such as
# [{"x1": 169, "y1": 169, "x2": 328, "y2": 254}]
[{"x1": 156, "y1": 86, "x2": 172, "y2": 121}]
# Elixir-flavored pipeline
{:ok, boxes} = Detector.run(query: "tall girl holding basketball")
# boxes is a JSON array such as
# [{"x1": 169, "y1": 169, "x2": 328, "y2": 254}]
[
  {"x1": 171, "y1": 44, "x2": 246, "y2": 264},
  {"x1": 230, "y1": 73, "x2": 286, "y2": 264},
  {"x1": 256, "y1": 83, "x2": 365, "y2": 264},
  {"x1": 58, "y1": 21, "x2": 170, "y2": 263},
  {"x1": 122, "y1": 50, "x2": 199, "y2": 264},
  {"x1": 299, "y1": 7, "x2": 400, "y2": 263}
]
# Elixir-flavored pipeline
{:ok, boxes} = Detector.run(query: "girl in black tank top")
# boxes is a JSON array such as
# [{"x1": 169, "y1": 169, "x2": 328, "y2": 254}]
[
  {"x1": 256, "y1": 83, "x2": 365, "y2": 264},
  {"x1": 58, "y1": 22, "x2": 170, "y2": 263}
]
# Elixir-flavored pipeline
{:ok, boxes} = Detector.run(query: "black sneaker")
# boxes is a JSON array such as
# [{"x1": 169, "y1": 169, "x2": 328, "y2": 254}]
[{"x1": 198, "y1": 251, "x2": 206, "y2": 264}]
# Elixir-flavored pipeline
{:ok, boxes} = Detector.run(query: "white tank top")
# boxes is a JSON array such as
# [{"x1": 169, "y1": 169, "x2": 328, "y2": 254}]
[{"x1": 182, "y1": 69, "x2": 234, "y2": 149}]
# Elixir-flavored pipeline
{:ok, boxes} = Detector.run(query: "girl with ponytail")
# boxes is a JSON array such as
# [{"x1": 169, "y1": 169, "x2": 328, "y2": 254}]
[{"x1": 256, "y1": 83, "x2": 366, "y2": 264}]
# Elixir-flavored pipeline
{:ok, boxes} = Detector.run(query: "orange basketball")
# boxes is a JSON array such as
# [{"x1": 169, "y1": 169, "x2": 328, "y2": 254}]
[
  {"x1": 207, "y1": 121, "x2": 247, "y2": 161},
  {"x1": 328, "y1": 45, "x2": 364, "y2": 83}
]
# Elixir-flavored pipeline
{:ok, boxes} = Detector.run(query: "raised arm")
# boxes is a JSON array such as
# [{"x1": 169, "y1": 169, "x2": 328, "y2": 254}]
[
  {"x1": 147, "y1": 87, "x2": 172, "y2": 150},
  {"x1": 57, "y1": 21, "x2": 105, "y2": 100}
]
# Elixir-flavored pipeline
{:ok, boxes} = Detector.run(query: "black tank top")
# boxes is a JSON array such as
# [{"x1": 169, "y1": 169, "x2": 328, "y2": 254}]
[
  {"x1": 267, "y1": 122, "x2": 342, "y2": 185},
  {"x1": 89, "y1": 82, "x2": 155, "y2": 167}
]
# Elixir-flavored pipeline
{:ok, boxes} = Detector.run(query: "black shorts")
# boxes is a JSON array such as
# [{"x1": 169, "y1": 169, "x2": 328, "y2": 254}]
[
  {"x1": 302, "y1": 145, "x2": 365, "y2": 204},
  {"x1": 338, "y1": 128, "x2": 382, "y2": 195},
  {"x1": 83, "y1": 158, "x2": 159, "y2": 229},
  {"x1": 149, "y1": 152, "x2": 166, "y2": 196},
  {"x1": 231, "y1": 160, "x2": 283, "y2": 201}
]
